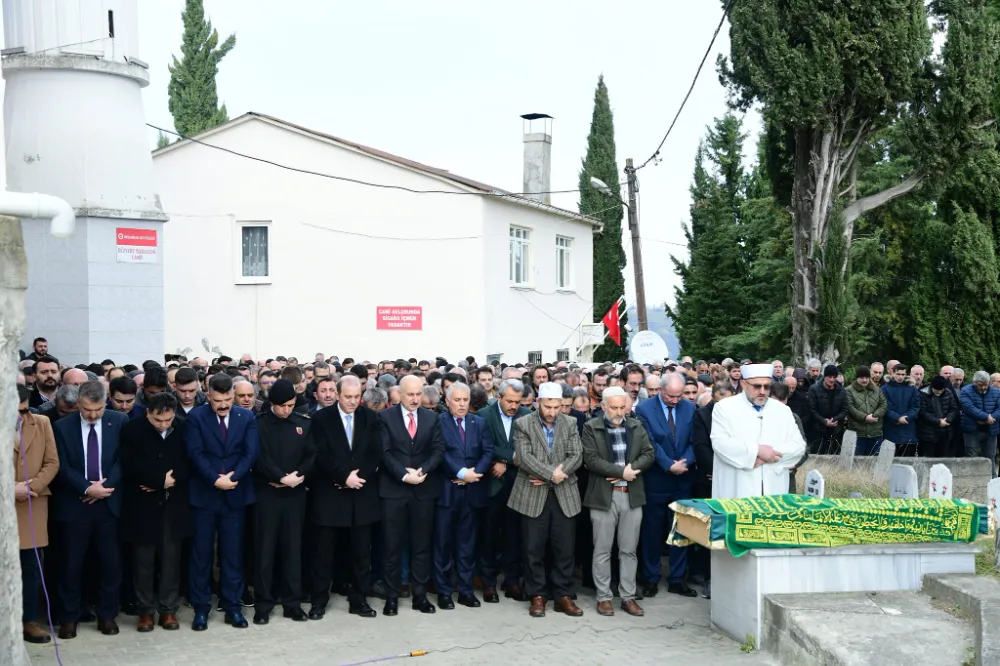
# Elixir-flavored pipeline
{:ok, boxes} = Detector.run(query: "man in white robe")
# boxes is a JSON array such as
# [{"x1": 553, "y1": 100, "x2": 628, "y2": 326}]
[{"x1": 711, "y1": 364, "x2": 805, "y2": 498}]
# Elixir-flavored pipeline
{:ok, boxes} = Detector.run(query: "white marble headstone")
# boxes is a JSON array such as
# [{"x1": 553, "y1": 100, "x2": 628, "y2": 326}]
[
  {"x1": 840, "y1": 430, "x2": 857, "y2": 470},
  {"x1": 849, "y1": 491, "x2": 864, "y2": 499},
  {"x1": 928, "y1": 463, "x2": 953, "y2": 499},
  {"x1": 874, "y1": 440, "x2": 896, "y2": 480},
  {"x1": 805, "y1": 470, "x2": 825, "y2": 498},
  {"x1": 889, "y1": 464, "x2": 918, "y2": 499},
  {"x1": 987, "y1": 478, "x2": 1000, "y2": 528}
]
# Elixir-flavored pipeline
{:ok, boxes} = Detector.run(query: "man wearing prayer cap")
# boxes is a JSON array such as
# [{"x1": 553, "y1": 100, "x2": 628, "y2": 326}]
[
  {"x1": 710, "y1": 364, "x2": 806, "y2": 498},
  {"x1": 507, "y1": 382, "x2": 584, "y2": 619}
]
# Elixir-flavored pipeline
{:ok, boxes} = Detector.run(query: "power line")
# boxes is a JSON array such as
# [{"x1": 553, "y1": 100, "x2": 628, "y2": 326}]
[
  {"x1": 148, "y1": 123, "x2": 582, "y2": 198},
  {"x1": 636, "y1": 0, "x2": 735, "y2": 170}
]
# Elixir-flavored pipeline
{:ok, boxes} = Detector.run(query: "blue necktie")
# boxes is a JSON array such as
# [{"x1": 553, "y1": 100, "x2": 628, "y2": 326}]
[
  {"x1": 345, "y1": 414, "x2": 353, "y2": 447},
  {"x1": 86, "y1": 424, "x2": 100, "y2": 481}
]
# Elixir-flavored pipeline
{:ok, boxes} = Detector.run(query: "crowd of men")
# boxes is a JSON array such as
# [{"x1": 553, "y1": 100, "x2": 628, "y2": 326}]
[{"x1": 11, "y1": 335, "x2": 997, "y2": 646}]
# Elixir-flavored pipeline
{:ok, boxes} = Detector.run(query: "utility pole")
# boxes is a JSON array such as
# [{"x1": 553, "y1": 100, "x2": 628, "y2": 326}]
[{"x1": 625, "y1": 158, "x2": 647, "y2": 331}]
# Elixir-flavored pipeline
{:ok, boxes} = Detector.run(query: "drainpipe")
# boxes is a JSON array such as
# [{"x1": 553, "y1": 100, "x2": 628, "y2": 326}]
[{"x1": 0, "y1": 191, "x2": 75, "y2": 237}]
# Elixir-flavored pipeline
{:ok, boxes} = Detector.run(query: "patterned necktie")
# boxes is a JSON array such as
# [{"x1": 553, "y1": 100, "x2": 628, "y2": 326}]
[
  {"x1": 457, "y1": 418, "x2": 466, "y2": 446},
  {"x1": 407, "y1": 412, "x2": 417, "y2": 438},
  {"x1": 345, "y1": 414, "x2": 353, "y2": 448},
  {"x1": 86, "y1": 423, "x2": 100, "y2": 481},
  {"x1": 219, "y1": 414, "x2": 228, "y2": 441},
  {"x1": 668, "y1": 407, "x2": 676, "y2": 440}
]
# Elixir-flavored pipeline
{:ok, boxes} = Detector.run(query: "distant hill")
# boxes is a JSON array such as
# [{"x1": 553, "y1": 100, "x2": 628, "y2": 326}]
[{"x1": 626, "y1": 303, "x2": 679, "y2": 359}]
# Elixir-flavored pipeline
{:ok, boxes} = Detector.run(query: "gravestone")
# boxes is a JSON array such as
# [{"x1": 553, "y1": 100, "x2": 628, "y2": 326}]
[
  {"x1": 840, "y1": 430, "x2": 857, "y2": 470},
  {"x1": 805, "y1": 470, "x2": 825, "y2": 498},
  {"x1": 889, "y1": 464, "x2": 918, "y2": 499},
  {"x1": 928, "y1": 463, "x2": 953, "y2": 499},
  {"x1": 874, "y1": 440, "x2": 896, "y2": 480},
  {"x1": 988, "y1": 478, "x2": 1000, "y2": 569},
  {"x1": 849, "y1": 492, "x2": 864, "y2": 499}
]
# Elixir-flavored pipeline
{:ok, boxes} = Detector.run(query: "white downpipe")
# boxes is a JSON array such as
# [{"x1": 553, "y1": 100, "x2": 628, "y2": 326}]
[{"x1": 0, "y1": 191, "x2": 75, "y2": 237}]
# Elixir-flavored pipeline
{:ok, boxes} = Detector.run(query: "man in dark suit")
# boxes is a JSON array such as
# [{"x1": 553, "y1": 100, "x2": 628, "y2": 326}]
[
  {"x1": 635, "y1": 373, "x2": 697, "y2": 598},
  {"x1": 51, "y1": 380, "x2": 128, "y2": 638},
  {"x1": 478, "y1": 379, "x2": 532, "y2": 602},
  {"x1": 379, "y1": 374, "x2": 446, "y2": 616},
  {"x1": 433, "y1": 382, "x2": 493, "y2": 610},
  {"x1": 119, "y1": 392, "x2": 192, "y2": 632},
  {"x1": 29, "y1": 355, "x2": 61, "y2": 409},
  {"x1": 251, "y1": 379, "x2": 316, "y2": 625},
  {"x1": 308, "y1": 375, "x2": 383, "y2": 619},
  {"x1": 185, "y1": 373, "x2": 259, "y2": 631}
]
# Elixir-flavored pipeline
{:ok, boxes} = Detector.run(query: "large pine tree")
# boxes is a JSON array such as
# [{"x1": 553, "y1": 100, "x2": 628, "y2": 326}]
[
  {"x1": 579, "y1": 76, "x2": 627, "y2": 361},
  {"x1": 167, "y1": 0, "x2": 236, "y2": 137}
]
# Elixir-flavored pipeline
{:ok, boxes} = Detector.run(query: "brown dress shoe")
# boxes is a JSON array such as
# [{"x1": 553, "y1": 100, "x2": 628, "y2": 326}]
[
  {"x1": 554, "y1": 595, "x2": 584, "y2": 617},
  {"x1": 528, "y1": 596, "x2": 546, "y2": 618},
  {"x1": 505, "y1": 584, "x2": 526, "y2": 602},
  {"x1": 137, "y1": 614, "x2": 154, "y2": 632},
  {"x1": 57, "y1": 623, "x2": 78, "y2": 640},
  {"x1": 23, "y1": 622, "x2": 51, "y2": 644},
  {"x1": 97, "y1": 618, "x2": 120, "y2": 635},
  {"x1": 596, "y1": 600, "x2": 614, "y2": 616},
  {"x1": 400, "y1": 585, "x2": 411, "y2": 599},
  {"x1": 621, "y1": 599, "x2": 645, "y2": 616},
  {"x1": 158, "y1": 613, "x2": 180, "y2": 630}
]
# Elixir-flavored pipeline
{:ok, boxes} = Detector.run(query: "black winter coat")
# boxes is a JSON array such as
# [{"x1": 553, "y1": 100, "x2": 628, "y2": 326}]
[
  {"x1": 807, "y1": 382, "x2": 848, "y2": 439},
  {"x1": 918, "y1": 388, "x2": 959, "y2": 446}
]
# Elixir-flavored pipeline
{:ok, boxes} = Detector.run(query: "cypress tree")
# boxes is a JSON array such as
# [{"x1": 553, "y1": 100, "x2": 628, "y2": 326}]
[
  {"x1": 579, "y1": 76, "x2": 627, "y2": 361},
  {"x1": 167, "y1": 0, "x2": 236, "y2": 137}
]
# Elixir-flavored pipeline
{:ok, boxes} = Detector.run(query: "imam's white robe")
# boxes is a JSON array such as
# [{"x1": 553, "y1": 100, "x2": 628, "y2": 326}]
[{"x1": 710, "y1": 395, "x2": 806, "y2": 499}]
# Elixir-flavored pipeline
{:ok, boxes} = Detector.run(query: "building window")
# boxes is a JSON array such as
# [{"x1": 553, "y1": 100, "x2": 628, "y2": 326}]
[
  {"x1": 556, "y1": 348, "x2": 570, "y2": 362},
  {"x1": 242, "y1": 226, "x2": 269, "y2": 277},
  {"x1": 486, "y1": 353, "x2": 503, "y2": 365},
  {"x1": 509, "y1": 227, "x2": 531, "y2": 285},
  {"x1": 556, "y1": 236, "x2": 572, "y2": 289},
  {"x1": 528, "y1": 350, "x2": 542, "y2": 365}
]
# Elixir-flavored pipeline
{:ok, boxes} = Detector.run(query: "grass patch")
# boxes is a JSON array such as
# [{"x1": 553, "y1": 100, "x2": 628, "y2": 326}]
[
  {"x1": 795, "y1": 460, "x2": 890, "y2": 499},
  {"x1": 974, "y1": 534, "x2": 1000, "y2": 583},
  {"x1": 740, "y1": 633, "x2": 757, "y2": 653}
]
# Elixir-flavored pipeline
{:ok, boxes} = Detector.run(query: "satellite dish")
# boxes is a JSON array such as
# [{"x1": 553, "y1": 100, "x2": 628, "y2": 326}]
[{"x1": 629, "y1": 330, "x2": 669, "y2": 365}]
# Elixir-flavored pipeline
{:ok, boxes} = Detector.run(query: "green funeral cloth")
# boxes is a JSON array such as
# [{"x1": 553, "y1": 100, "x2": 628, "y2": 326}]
[{"x1": 673, "y1": 495, "x2": 981, "y2": 557}]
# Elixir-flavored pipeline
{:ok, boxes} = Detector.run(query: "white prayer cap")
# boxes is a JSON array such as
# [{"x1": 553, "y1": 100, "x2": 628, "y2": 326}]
[
  {"x1": 741, "y1": 364, "x2": 773, "y2": 380},
  {"x1": 602, "y1": 386, "x2": 627, "y2": 401},
  {"x1": 538, "y1": 382, "x2": 563, "y2": 400}
]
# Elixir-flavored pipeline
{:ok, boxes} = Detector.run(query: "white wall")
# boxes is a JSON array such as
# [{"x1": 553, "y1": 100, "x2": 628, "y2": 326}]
[
  {"x1": 156, "y1": 117, "x2": 490, "y2": 361},
  {"x1": 482, "y1": 196, "x2": 595, "y2": 363}
]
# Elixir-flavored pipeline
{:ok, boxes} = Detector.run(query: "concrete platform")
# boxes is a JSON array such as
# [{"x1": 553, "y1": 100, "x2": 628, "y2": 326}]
[
  {"x1": 711, "y1": 542, "x2": 978, "y2": 647},
  {"x1": 762, "y1": 591, "x2": 973, "y2": 666}
]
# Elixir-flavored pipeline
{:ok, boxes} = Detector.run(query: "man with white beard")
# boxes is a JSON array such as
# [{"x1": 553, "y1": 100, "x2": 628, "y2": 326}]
[{"x1": 711, "y1": 364, "x2": 806, "y2": 498}]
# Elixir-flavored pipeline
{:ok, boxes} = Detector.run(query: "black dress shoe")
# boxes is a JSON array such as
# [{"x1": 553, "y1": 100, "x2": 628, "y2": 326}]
[
  {"x1": 191, "y1": 613, "x2": 208, "y2": 631},
  {"x1": 253, "y1": 611, "x2": 269, "y2": 625},
  {"x1": 349, "y1": 601, "x2": 377, "y2": 618},
  {"x1": 283, "y1": 607, "x2": 308, "y2": 622},
  {"x1": 383, "y1": 598, "x2": 399, "y2": 616},
  {"x1": 483, "y1": 587, "x2": 500, "y2": 604},
  {"x1": 372, "y1": 580, "x2": 389, "y2": 600},
  {"x1": 97, "y1": 619, "x2": 119, "y2": 635},
  {"x1": 457, "y1": 594, "x2": 481, "y2": 608},
  {"x1": 224, "y1": 611, "x2": 249, "y2": 628},
  {"x1": 121, "y1": 601, "x2": 138, "y2": 617},
  {"x1": 413, "y1": 596, "x2": 436, "y2": 614},
  {"x1": 667, "y1": 582, "x2": 698, "y2": 598},
  {"x1": 641, "y1": 583, "x2": 658, "y2": 598},
  {"x1": 437, "y1": 594, "x2": 455, "y2": 610},
  {"x1": 308, "y1": 606, "x2": 326, "y2": 620}
]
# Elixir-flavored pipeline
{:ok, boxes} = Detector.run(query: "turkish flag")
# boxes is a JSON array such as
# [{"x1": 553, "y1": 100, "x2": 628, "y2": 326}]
[{"x1": 601, "y1": 301, "x2": 622, "y2": 346}]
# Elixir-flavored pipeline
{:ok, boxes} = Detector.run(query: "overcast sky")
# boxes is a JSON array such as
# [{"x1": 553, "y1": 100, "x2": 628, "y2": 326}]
[{"x1": 137, "y1": 0, "x2": 744, "y2": 308}]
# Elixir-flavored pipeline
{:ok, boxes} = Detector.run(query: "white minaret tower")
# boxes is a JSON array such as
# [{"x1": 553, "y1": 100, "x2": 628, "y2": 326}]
[{"x1": 2, "y1": 0, "x2": 165, "y2": 365}]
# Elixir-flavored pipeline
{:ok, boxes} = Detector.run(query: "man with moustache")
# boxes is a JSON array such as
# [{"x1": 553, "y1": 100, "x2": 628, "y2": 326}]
[
  {"x1": 310, "y1": 376, "x2": 338, "y2": 413},
  {"x1": 30, "y1": 355, "x2": 61, "y2": 409}
]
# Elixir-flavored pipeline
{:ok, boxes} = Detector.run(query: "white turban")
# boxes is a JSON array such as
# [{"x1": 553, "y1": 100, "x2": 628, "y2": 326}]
[
  {"x1": 741, "y1": 364, "x2": 773, "y2": 380},
  {"x1": 602, "y1": 386, "x2": 627, "y2": 401},
  {"x1": 537, "y1": 382, "x2": 563, "y2": 400}
]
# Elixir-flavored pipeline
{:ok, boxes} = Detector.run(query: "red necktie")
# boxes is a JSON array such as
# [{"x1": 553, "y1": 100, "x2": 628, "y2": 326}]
[{"x1": 407, "y1": 412, "x2": 417, "y2": 438}]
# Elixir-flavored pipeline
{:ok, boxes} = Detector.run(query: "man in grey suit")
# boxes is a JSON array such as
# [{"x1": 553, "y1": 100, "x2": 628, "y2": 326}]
[
  {"x1": 507, "y1": 382, "x2": 584, "y2": 619},
  {"x1": 581, "y1": 387, "x2": 655, "y2": 618}
]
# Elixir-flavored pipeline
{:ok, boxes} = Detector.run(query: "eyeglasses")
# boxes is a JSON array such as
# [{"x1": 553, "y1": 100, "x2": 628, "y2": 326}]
[
  {"x1": 18, "y1": 408, "x2": 30, "y2": 415},
  {"x1": 747, "y1": 383, "x2": 771, "y2": 391}
]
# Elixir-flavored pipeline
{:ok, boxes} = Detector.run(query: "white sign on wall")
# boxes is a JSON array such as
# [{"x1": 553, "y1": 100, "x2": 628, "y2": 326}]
[{"x1": 116, "y1": 227, "x2": 158, "y2": 264}]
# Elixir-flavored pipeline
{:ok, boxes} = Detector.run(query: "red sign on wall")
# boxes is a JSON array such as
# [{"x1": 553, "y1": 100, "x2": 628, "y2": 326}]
[
  {"x1": 116, "y1": 227, "x2": 158, "y2": 264},
  {"x1": 377, "y1": 306, "x2": 423, "y2": 330}
]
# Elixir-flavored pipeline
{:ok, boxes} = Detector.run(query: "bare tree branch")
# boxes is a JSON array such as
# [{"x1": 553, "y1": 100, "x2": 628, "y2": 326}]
[{"x1": 842, "y1": 172, "x2": 925, "y2": 226}]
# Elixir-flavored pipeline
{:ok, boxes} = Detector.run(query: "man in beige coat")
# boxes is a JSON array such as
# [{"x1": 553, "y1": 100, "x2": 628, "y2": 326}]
[
  {"x1": 14, "y1": 383, "x2": 60, "y2": 644},
  {"x1": 507, "y1": 382, "x2": 583, "y2": 618}
]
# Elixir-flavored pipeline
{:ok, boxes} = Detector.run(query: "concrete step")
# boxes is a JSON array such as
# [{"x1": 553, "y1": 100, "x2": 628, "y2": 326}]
[
  {"x1": 763, "y1": 591, "x2": 974, "y2": 666},
  {"x1": 923, "y1": 573, "x2": 1000, "y2": 666}
]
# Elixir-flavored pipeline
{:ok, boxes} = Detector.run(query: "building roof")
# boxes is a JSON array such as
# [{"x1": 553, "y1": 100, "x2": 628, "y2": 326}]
[{"x1": 153, "y1": 112, "x2": 601, "y2": 228}]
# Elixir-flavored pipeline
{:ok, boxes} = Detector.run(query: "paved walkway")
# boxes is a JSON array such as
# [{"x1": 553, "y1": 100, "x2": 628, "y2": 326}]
[{"x1": 27, "y1": 589, "x2": 773, "y2": 666}]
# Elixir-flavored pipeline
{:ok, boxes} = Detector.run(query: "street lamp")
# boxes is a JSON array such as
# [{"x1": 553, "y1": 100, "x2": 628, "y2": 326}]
[{"x1": 589, "y1": 162, "x2": 647, "y2": 332}]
